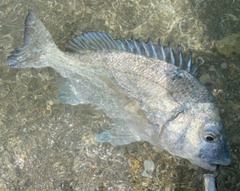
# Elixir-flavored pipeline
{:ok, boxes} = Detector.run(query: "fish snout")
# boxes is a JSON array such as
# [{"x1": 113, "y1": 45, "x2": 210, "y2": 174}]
[{"x1": 219, "y1": 154, "x2": 231, "y2": 166}]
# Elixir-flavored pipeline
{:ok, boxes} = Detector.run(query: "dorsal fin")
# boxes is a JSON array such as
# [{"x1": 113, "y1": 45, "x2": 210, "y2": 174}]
[{"x1": 68, "y1": 32, "x2": 198, "y2": 76}]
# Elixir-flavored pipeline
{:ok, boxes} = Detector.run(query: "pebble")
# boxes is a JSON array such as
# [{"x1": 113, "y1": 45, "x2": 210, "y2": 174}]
[
  {"x1": 0, "y1": 181, "x2": 5, "y2": 191},
  {"x1": 221, "y1": 62, "x2": 228, "y2": 69},
  {"x1": 141, "y1": 160, "x2": 154, "y2": 178}
]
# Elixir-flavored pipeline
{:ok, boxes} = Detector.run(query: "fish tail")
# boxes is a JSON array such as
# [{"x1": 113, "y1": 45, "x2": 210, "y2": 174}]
[{"x1": 7, "y1": 10, "x2": 58, "y2": 68}]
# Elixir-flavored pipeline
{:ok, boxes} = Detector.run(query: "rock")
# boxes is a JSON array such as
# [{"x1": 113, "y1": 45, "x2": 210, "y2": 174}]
[
  {"x1": 128, "y1": 156, "x2": 141, "y2": 173},
  {"x1": 0, "y1": 178, "x2": 6, "y2": 191},
  {"x1": 221, "y1": 62, "x2": 228, "y2": 69},
  {"x1": 215, "y1": 34, "x2": 240, "y2": 57},
  {"x1": 199, "y1": 73, "x2": 212, "y2": 85},
  {"x1": 0, "y1": 184, "x2": 5, "y2": 191},
  {"x1": 141, "y1": 160, "x2": 154, "y2": 178}
]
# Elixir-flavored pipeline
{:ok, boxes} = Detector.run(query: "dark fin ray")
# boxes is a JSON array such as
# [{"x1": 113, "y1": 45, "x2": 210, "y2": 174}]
[
  {"x1": 155, "y1": 40, "x2": 166, "y2": 61},
  {"x1": 68, "y1": 32, "x2": 198, "y2": 76},
  {"x1": 177, "y1": 45, "x2": 183, "y2": 69},
  {"x1": 168, "y1": 42, "x2": 175, "y2": 65},
  {"x1": 147, "y1": 39, "x2": 158, "y2": 59}
]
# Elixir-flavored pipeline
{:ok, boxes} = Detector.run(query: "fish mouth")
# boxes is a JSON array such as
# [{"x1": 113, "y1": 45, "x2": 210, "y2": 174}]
[
  {"x1": 202, "y1": 159, "x2": 229, "y2": 171},
  {"x1": 203, "y1": 162, "x2": 218, "y2": 171},
  {"x1": 213, "y1": 165, "x2": 221, "y2": 177},
  {"x1": 200, "y1": 154, "x2": 231, "y2": 171},
  {"x1": 200, "y1": 158, "x2": 221, "y2": 171}
]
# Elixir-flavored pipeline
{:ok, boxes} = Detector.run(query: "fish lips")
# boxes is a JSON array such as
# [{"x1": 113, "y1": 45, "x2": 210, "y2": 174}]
[
  {"x1": 202, "y1": 162, "x2": 218, "y2": 171},
  {"x1": 200, "y1": 155, "x2": 231, "y2": 171}
]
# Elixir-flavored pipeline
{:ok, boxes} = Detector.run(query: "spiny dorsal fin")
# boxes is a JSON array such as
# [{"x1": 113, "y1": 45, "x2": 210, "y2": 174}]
[{"x1": 68, "y1": 32, "x2": 198, "y2": 76}]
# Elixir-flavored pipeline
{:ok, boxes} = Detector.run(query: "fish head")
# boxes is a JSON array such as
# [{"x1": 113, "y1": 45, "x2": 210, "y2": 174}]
[
  {"x1": 160, "y1": 102, "x2": 231, "y2": 171},
  {"x1": 196, "y1": 120, "x2": 231, "y2": 171},
  {"x1": 186, "y1": 103, "x2": 231, "y2": 171}
]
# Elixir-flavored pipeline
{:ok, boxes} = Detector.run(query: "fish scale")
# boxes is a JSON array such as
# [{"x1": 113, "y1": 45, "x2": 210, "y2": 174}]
[{"x1": 83, "y1": 52, "x2": 199, "y2": 103}]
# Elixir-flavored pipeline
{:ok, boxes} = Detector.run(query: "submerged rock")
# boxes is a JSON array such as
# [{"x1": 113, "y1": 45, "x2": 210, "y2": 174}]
[
  {"x1": 215, "y1": 34, "x2": 240, "y2": 57},
  {"x1": 142, "y1": 160, "x2": 155, "y2": 178}
]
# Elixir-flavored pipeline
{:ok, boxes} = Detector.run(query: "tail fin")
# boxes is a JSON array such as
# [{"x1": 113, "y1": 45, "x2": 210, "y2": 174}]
[{"x1": 7, "y1": 10, "x2": 58, "y2": 68}]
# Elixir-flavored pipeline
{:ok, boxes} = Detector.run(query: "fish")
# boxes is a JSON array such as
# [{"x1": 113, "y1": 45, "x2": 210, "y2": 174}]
[{"x1": 7, "y1": 10, "x2": 230, "y2": 171}]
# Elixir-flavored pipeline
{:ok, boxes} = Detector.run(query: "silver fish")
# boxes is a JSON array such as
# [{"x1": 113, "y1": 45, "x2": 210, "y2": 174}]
[{"x1": 7, "y1": 10, "x2": 230, "y2": 171}]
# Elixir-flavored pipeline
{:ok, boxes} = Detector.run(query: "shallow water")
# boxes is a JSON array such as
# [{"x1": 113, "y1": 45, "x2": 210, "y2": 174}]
[{"x1": 0, "y1": 0, "x2": 239, "y2": 190}]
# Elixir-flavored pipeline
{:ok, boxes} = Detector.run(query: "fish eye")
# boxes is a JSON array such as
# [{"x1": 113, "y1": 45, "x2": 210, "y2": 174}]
[
  {"x1": 204, "y1": 134, "x2": 216, "y2": 142},
  {"x1": 204, "y1": 126, "x2": 219, "y2": 143}
]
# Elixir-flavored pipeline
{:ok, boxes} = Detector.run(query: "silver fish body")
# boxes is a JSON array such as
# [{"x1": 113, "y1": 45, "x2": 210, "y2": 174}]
[{"x1": 7, "y1": 10, "x2": 230, "y2": 171}]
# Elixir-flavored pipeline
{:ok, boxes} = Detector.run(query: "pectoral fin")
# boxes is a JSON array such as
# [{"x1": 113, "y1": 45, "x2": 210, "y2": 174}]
[
  {"x1": 57, "y1": 78, "x2": 82, "y2": 105},
  {"x1": 96, "y1": 120, "x2": 140, "y2": 146}
]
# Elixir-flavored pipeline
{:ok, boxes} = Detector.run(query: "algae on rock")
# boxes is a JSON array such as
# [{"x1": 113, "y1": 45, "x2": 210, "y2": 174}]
[{"x1": 215, "y1": 34, "x2": 240, "y2": 57}]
